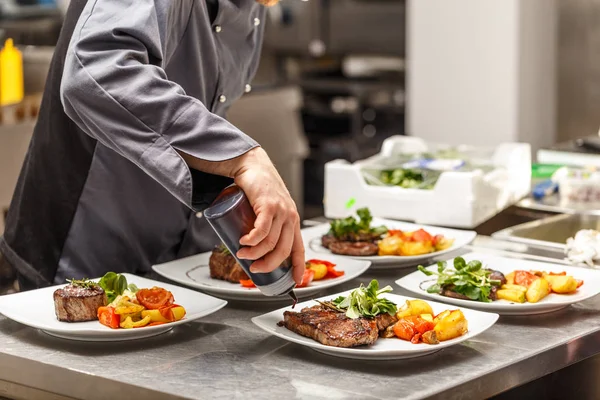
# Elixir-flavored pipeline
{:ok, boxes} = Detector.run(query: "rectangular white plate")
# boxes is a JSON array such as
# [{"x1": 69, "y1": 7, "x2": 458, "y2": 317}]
[
  {"x1": 252, "y1": 290, "x2": 499, "y2": 360},
  {"x1": 0, "y1": 274, "x2": 227, "y2": 341},
  {"x1": 302, "y1": 218, "x2": 477, "y2": 268},
  {"x1": 396, "y1": 252, "x2": 600, "y2": 315},
  {"x1": 152, "y1": 250, "x2": 371, "y2": 301}
]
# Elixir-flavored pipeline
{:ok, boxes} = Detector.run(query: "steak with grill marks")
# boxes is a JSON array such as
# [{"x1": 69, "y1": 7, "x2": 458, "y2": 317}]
[
  {"x1": 209, "y1": 247, "x2": 249, "y2": 283},
  {"x1": 279, "y1": 305, "x2": 397, "y2": 348},
  {"x1": 54, "y1": 284, "x2": 107, "y2": 322}
]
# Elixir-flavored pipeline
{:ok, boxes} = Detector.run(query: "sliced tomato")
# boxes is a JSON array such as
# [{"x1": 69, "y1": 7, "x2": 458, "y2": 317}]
[
  {"x1": 136, "y1": 287, "x2": 174, "y2": 310},
  {"x1": 576, "y1": 279, "x2": 584, "y2": 288},
  {"x1": 513, "y1": 270, "x2": 539, "y2": 288},
  {"x1": 325, "y1": 264, "x2": 345, "y2": 279},
  {"x1": 406, "y1": 315, "x2": 435, "y2": 334},
  {"x1": 98, "y1": 306, "x2": 120, "y2": 329},
  {"x1": 393, "y1": 319, "x2": 416, "y2": 341},
  {"x1": 158, "y1": 307, "x2": 175, "y2": 322},
  {"x1": 306, "y1": 259, "x2": 335, "y2": 268},
  {"x1": 239, "y1": 279, "x2": 256, "y2": 288},
  {"x1": 297, "y1": 269, "x2": 315, "y2": 288},
  {"x1": 412, "y1": 229, "x2": 433, "y2": 243}
]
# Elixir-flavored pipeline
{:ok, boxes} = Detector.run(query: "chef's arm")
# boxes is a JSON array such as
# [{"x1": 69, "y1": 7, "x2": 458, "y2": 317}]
[{"x1": 60, "y1": 0, "x2": 258, "y2": 209}]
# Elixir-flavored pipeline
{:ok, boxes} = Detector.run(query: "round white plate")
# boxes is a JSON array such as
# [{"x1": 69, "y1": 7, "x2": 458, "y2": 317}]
[
  {"x1": 0, "y1": 274, "x2": 227, "y2": 341},
  {"x1": 395, "y1": 252, "x2": 600, "y2": 315},
  {"x1": 302, "y1": 218, "x2": 477, "y2": 268},
  {"x1": 252, "y1": 290, "x2": 499, "y2": 360},
  {"x1": 152, "y1": 251, "x2": 371, "y2": 302}
]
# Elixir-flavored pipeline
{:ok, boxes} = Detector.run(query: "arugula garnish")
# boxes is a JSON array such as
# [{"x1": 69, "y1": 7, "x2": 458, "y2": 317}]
[
  {"x1": 329, "y1": 207, "x2": 387, "y2": 238},
  {"x1": 218, "y1": 244, "x2": 231, "y2": 256},
  {"x1": 332, "y1": 280, "x2": 397, "y2": 319},
  {"x1": 418, "y1": 257, "x2": 501, "y2": 303}
]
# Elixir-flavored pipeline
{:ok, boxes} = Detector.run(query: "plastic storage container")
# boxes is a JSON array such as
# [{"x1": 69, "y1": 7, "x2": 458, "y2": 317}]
[
  {"x1": 324, "y1": 136, "x2": 531, "y2": 229},
  {"x1": 556, "y1": 167, "x2": 600, "y2": 207}
]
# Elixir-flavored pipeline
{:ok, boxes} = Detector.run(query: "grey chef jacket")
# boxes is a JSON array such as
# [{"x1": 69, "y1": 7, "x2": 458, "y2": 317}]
[{"x1": 0, "y1": 0, "x2": 266, "y2": 289}]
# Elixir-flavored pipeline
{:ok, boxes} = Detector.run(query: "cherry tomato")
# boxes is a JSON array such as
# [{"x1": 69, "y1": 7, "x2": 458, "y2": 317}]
[
  {"x1": 513, "y1": 271, "x2": 538, "y2": 288},
  {"x1": 412, "y1": 229, "x2": 433, "y2": 243},
  {"x1": 136, "y1": 287, "x2": 174, "y2": 310},
  {"x1": 98, "y1": 306, "x2": 120, "y2": 329},
  {"x1": 239, "y1": 279, "x2": 256, "y2": 288},
  {"x1": 297, "y1": 269, "x2": 315, "y2": 288},
  {"x1": 407, "y1": 315, "x2": 435, "y2": 334},
  {"x1": 393, "y1": 319, "x2": 416, "y2": 341}
]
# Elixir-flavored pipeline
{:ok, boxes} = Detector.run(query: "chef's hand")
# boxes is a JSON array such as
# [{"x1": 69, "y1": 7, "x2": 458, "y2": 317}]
[
  {"x1": 179, "y1": 147, "x2": 305, "y2": 284},
  {"x1": 233, "y1": 148, "x2": 305, "y2": 284}
]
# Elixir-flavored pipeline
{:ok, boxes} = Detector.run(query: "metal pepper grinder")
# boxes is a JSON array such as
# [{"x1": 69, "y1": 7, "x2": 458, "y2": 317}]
[{"x1": 201, "y1": 184, "x2": 298, "y2": 301}]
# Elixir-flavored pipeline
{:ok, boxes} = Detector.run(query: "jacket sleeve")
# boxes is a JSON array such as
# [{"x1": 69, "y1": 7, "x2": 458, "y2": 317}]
[{"x1": 60, "y1": 0, "x2": 259, "y2": 209}]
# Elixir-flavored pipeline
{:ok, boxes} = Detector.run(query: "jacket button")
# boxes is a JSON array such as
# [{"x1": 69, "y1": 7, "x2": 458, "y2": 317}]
[
  {"x1": 245, "y1": 84, "x2": 252, "y2": 93},
  {"x1": 214, "y1": 25, "x2": 222, "y2": 33},
  {"x1": 253, "y1": 18, "x2": 260, "y2": 26},
  {"x1": 219, "y1": 95, "x2": 227, "y2": 103}
]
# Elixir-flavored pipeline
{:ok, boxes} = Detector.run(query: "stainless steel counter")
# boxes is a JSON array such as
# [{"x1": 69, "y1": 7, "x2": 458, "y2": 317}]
[{"x1": 2, "y1": 238, "x2": 600, "y2": 400}]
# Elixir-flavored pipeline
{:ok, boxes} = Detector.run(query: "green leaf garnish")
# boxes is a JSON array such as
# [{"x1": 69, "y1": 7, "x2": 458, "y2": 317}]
[
  {"x1": 332, "y1": 280, "x2": 397, "y2": 319},
  {"x1": 66, "y1": 278, "x2": 99, "y2": 290},
  {"x1": 328, "y1": 207, "x2": 387, "y2": 239}
]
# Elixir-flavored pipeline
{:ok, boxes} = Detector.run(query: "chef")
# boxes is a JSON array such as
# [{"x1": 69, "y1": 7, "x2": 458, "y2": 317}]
[{"x1": 0, "y1": 0, "x2": 306, "y2": 290}]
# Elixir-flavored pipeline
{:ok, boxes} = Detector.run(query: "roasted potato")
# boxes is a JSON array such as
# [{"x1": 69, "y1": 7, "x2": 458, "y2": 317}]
[
  {"x1": 501, "y1": 284, "x2": 527, "y2": 293},
  {"x1": 401, "y1": 241, "x2": 434, "y2": 256},
  {"x1": 544, "y1": 275, "x2": 578, "y2": 294},
  {"x1": 307, "y1": 262, "x2": 328, "y2": 280},
  {"x1": 497, "y1": 289, "x2": 526, "y2": 303},
  {"x1": 505, "y1": 271, "x2": 515, "y2": 285},
  {"x1": 433, "y1": 310, "x2": 452, "y2": 325},
  {"x1": 420, "y1": 313, "x2": 434, "y2": 322},
  {"x1": 434, "y1": 310, "x2": 468, "y2": 341},
  {"x1": 525, "y1": 277, "x2": 550, "y2": 303},
  {"x1": 396, "y1": 300, "x2": 434, "y2": 319},
  {"x1": 378, "y1": 236, "x2": 403, "y2": 256}
]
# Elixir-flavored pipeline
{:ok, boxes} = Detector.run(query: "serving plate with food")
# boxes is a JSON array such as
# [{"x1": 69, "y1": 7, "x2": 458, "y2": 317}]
[
  {"x1": 252, "y1": 280, "x2": 498, "y2": 360},
  {"x1": 152, "y1": 248, "x2": 371, "y2": 301},
  {"x1": 303, "y1": 208, "x2": 476, "y2": 268},
  {"x1": 0, "y1": 273, "x2": 226, "y2": 341},
  {"x1": 395, "y1": 252, "x2": 600, "y2": 315}
]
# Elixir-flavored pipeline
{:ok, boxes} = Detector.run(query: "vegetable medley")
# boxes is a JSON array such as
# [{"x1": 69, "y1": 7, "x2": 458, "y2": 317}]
[
  {"x1": 378, "y1": 229, "x2": 454, "y2": 256},
  {"x1": 96, "y1": 273, "x2": 186, "y2": 329}
]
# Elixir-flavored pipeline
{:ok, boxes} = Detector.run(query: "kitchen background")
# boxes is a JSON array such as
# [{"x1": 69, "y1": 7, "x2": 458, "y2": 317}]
[{"x1": 0, "y1": 0, "x2": 599, "y2": 247}]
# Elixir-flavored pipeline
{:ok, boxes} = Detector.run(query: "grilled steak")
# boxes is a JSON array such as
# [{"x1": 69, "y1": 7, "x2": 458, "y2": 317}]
[
  {"x1": 53, "y1": 285, "x2": 107, "y2": 322},
  {"x1": 328, "y1": 241, "x2": 379, "y2": 256},
  {"x1": 374, "y1": 312, "x2": 398, "y2": 331},
  {"x1": 209, "y1": 247, "x2": 249, "y2": 283},
  {"x1": 279, "y1": 305, "x2": 397, "y2": 348}
]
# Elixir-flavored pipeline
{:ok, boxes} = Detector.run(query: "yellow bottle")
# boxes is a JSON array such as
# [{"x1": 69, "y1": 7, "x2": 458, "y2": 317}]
[{"x1": 0, "y1": 39, "x2": 24, "y2": 106}]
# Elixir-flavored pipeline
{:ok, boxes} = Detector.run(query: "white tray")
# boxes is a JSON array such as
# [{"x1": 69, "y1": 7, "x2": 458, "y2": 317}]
[{"x1": 324, "y1": 136, "x2": 531, "y2": 228}]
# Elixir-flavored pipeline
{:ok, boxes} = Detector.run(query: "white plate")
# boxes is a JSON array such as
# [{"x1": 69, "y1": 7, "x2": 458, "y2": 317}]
[
  {"x1": 252, "y1": 290, "x2": 499, "y2": 360},
  {"x1": 0, "y1": 274, "x2": 227, "y2": 341},
  {"x1": 302, "y1": 218, "x2": 477, "y2": 268},
  {"x1": 396, "y1": 252, "x2": 600, "y2": 315},
  {"x1": 152, "y1": 251, "x2": 371, "y2": 302}
]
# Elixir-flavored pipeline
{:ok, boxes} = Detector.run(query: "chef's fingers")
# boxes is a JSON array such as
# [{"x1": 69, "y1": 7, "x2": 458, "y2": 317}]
[
  {"x1": 249, "y1": 219, "x2": 295, "y2": 274},
  {"x1": 239, "y1": 208, "x2": 273, "y2": 247},
  {"x1": 290, "y1": 222, "x2": 306, "y2": 285},
  {"x1": 238, "y1": 214, "x2": 283, "y2": 261}
]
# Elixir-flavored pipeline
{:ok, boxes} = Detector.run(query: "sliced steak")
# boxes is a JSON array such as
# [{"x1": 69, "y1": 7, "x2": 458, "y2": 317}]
[
  {"x1": 279, "y1": 305, "x2": 379, "y2": 348},
  {"x1": 209, "y1": 247, "x2": 249, "y2": 283},
  {"x1": 53, "y1": 285, "x2": 107, "y2": 322},
  {"x1": 328, "y1": 241, "x2": 379, "y2": 256},
  {"x1": 441, "y1": 286, "x2": 471, "y2": 301},
  {"x1": 321, "y1": 234, "x2": 337, "y2": 249}
]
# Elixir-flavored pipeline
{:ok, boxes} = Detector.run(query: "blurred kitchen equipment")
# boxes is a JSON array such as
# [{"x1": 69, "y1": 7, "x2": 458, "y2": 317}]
[
  {"x1": 22, "y1": 45, "x2": 53, "y2": 94},
  {"x1": 0, "y1": 38, "x2": 23, "y2": 106},
  {"x1": 202, "y1": 184, "x2": 297, "y2": 300}
]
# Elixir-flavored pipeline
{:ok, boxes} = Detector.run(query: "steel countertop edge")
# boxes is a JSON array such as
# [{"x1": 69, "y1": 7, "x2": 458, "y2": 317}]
[{"x1": 1, "y1": 231, "x2": 600, "y2": 400}]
